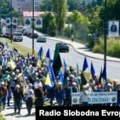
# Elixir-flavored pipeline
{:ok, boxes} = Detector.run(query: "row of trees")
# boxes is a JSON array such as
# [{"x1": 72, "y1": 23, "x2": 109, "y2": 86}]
[{"x1": 0, "y1": 0, "x2": 18, "y2": 18}]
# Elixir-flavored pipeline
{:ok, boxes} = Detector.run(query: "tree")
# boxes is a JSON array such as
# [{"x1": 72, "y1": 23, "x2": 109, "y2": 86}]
[
  {"x1": 0, "y1": 0, "x2": 19, "y2": 18},
  {"x1": 52, "y1": 0, "x2": 68, "y2": 34},
  {"x1": 68, "y1": 10, "x2": 89, "y2": 40},
  {"x1": 41, "y1": 12, "x2": 57, "y2": 36},
  {"x1": 39, "y1": 0, "x2": 52, "y2": 11}
]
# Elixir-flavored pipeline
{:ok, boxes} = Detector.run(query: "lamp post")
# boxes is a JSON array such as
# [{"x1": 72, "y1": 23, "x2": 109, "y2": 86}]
[
  {"x1": 32, "y1": 0, "x2": 35, "y2": 55},
  {"x1": 104, "y1": 0, "x2": 107, "y2": 79},
  {"x1": 10, "y1": 0, "x2": 13, "y2": 43}
]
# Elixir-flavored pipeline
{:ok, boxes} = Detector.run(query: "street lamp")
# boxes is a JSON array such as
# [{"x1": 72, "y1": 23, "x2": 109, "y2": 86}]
[
  {"x1": 10, "y1": 0, "x2": 13, "y2": 43},
  {"x1": 104, "y1": 0, "x2": 107, "y2": 80},
  {"x1": 32, "y1": 0, "x2": 35, "y2": 55}
]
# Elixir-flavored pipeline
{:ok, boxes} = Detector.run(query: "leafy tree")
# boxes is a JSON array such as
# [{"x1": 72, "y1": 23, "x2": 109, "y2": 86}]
[
  {"x1": 0, "y1": 0, "x2": 19, "y2": 18},
  {"x1": 40, "y1": 12, "x2": 57, "y2": 36},
  {"x1": 52, "y1": 0, "x2": 68, "y2": 34},
  {"x1": 39, "y1": 0, "x2": 52, "y2": 11},
  {"x1": 68, "y1": 10, "x2": 89, "y2": 40}
]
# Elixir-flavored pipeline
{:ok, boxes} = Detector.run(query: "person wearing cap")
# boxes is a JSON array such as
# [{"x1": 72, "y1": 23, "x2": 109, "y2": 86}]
[
  {"x1": 71, "y1": 82, "x2": 78, "y2": 93},
  {"x1": 13, "y1": 84, "x2": 23, "y2": 115},
  {"x1": 25, "y1": 83, "x2": 34, "y2": 116},
  {"x1": 64, "y1": 82, "x2": 71, "y2": 106},
  {"x1": 80, "y1": 84, "x2": 89, "y2": 106},
  {"x1": 55, "y1": 82, "x2": 64, "y2": 106},
  {"x1": 0, "y1": 81, "x2": 7, "y2": 110},
  {"x1": 34, "y1": 82, "x2": 44, "y2": 107},
  {"x1": 34, "y1": 78, "x2": 42, "y2": 89},
  {"x1": 116, "y1": 83, "x2": 120, "y2": 106}
]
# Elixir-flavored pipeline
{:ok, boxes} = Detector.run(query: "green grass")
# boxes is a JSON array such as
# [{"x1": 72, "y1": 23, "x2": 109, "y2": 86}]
[
  {"x1": 0, "y1": 37, "x2": 36, "y2": 56},
  {"x1": 0, "y1": 114, "x2": 5, "y2": 120}
]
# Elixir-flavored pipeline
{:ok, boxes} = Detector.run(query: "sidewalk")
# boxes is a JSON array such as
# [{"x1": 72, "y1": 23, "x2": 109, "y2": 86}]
[
  {"x1": 47, "y1": 36, "x2": 120, "y2": 62},
  {"x1": 1, "y1": 98, "x2": 57, "y2": 120}
]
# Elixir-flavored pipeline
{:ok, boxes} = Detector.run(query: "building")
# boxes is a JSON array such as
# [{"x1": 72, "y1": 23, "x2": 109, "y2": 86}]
[{"x1": 9, "y1": 0, "x2": 41, "y2": 14}]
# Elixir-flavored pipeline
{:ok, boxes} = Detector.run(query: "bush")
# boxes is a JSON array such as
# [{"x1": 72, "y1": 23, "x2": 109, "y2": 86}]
[
  {"x1": 107, "y1": 40, "x2": 120, "y2": 58},
  {"x1": 93, "y1": 38, "x2": 120, "y2": 58}
]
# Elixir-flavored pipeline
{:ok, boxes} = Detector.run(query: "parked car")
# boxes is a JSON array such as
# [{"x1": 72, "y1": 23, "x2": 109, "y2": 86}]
[
  {"x1": 13, "y1": 32, "x2": 23, "y2": 42},
  {"x1": 55, "y1": 42, "x2": 69, "y2": 52},
  {"x1": 29, "y1": 32, "x2": 38, "y2": 38},
  {"x1": 23, "y1": 28, "x2": 32, "y2": 36},
  {"x1": 36, "y1": 35, "x2": 47, "y2": 42}
]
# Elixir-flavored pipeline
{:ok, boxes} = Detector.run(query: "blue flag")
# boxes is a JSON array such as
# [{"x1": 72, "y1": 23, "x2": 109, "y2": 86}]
[
  {"x1": 90, "y1": 62, "x2": 96, "y2": 79},
  {"x1": 46, "y1": 48, "x2": 50, "y2": 59},
  {"x1": 63, "y1": 59, "x2": 67, "y2": 71},
  {"x1": 82, "y1": 57, "x2": 88, "y2": 71},
  {"x1": 58, "y1": 70, "x2": 64, "y2": 84},
  {"x1": 102, "y1": 64, "x2": 107, "y2": 81},
  {"x1": 76, "y1": 63, "x2": 79, "y2": 75},
  {"x1": 19, "y1": 59, "x2": 24, "y2": 69},
  {"x1": 38, "y1": 46, "x2": 43, "y2": 56}
]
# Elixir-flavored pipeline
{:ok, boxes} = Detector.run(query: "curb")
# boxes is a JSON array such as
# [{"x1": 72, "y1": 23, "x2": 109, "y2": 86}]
[{"x1": 47, "y1": 37, "x2": 120, "y2": 62}]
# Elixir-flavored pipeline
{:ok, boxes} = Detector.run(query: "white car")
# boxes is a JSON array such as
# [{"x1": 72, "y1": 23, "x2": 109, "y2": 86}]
[{"x1": 13, "y1": 32, "x2": 23, "y2": 42}]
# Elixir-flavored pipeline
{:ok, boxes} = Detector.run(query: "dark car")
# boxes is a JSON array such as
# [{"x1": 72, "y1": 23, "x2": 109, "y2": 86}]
[
  {"x1": 56, "y1": 42, "x2": 69, "y2": 52},
  {"x1": 36, "y1": 35, "x2": 47, "y2": 42},
  {"x1": 30, "y1": 33, "x2": 38, "y2": 38}
]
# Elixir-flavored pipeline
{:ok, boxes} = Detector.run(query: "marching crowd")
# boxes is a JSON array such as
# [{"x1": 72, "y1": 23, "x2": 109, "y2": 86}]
[{"x1": 0, "y1": 41, "x2": 120, "y2": 116}]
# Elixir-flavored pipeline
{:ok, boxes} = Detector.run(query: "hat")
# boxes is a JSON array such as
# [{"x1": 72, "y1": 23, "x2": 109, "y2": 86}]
[
  {"x1": 72, "y1": 82, "x2": 77, "y2": 86},
  {"x1": 38, "y1": 82, "x2": 42, "y2": 87},
  {"x1": 16, "y1": 69, "x2": 20, "y2": 73},
  {"x1": 1, "y1": 81, "x2": 5, "y2": 85},
  {"x1": 116, "y1": 82, "x2": 120, "y2": 85},
  {"x1": 16, "y1": 84, "x2": 20, "y2": 88},
  {"x1": 29, "y1": 83, "x2": 33, "y2": 87},
  {"x1": 108, "y1": 83, "x2": 112, "y2": 87},
  {"x1": 12, "y1": 72, "x2": 15, "y2": 76},
  {"x1": 83, "y1": 85, "x2": 87, "y2": 88},
  {"x1": 58, "y1": 82, "x2": 62, "y2": 85},
  {"x1": 84, "y1": 83, "x2": 89, "y2": 88},
  {"x1": 70, "y1": 74, "x2": 74, "y2": 78},
  {"x1": 24, "y1": 77, "x2": 27, "y2": 80}
]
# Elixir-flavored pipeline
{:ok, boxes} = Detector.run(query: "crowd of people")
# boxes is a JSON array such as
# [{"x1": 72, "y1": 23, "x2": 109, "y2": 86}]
[{"x1": 0, "y1": 41, "x2": 120, "y2": 116}]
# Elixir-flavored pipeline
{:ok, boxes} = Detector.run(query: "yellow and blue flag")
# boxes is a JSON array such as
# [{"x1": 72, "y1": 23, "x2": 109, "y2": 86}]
[{"x1": 45, "y1": 65, "x2": 55, "y2": 89}]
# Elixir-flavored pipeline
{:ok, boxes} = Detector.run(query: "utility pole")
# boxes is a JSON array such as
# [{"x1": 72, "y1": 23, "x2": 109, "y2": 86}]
[
  {"x1": 10, "y1": 0, "x2": 13, "y2": 43},
  {"x1": 104, "y1": 0, "x2": 107, "y2": 80},
  {"x1": 32, "y1": 0, "x2": 35, "y2": 55}
]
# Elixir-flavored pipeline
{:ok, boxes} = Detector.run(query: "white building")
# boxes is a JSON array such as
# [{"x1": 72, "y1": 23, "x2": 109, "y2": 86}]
[{"x1": 9, "y1": 0, "x2": 41, "y2": 14}]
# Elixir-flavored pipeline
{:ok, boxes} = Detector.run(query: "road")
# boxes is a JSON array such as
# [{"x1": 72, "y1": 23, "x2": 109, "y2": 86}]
[{"x1": 18, "y1": 36, "x2": 120, "y2": 82}]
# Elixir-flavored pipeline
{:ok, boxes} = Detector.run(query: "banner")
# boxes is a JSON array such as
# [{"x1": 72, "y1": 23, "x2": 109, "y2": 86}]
[
  {"x1": 24, "y1": 17, "x2": 32, "y2": 27},
  {"x1": 108, "y1": 21, "x2": 119, "y2": 37},
  {"x1": 87, "y1": 92, "x2": 117, "y2": 104},
  {"x1": 6, "y1": 18, "x2": 11, "y2": 25},
  {"x1": 71, "y1": 92, "x2": 117, "y2": 105},
  {"x1": 71, "y1": 92, "x2": 81, "y2": 105},
  {"x1": 35, "y1": 17, "x2": 43, "y2": 28},
  {"x1": 12, "y1": 17, "x2": 18, "y2": 25}
]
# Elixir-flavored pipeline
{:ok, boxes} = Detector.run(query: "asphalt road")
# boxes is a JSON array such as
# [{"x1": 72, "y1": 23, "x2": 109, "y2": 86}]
[{"x1": 19, "y1": 36, "x2": 120, "y2": 82}]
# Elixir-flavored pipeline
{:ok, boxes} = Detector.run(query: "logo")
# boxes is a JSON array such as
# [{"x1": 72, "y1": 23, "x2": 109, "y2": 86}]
[
  {"x1": 36, "y1": 19, "x2": 41, "y2": 25},
  {"x1": 25, "y1": 18, "x2": 30, "y2": 25},
  {"x1": 73, "y1": 98, "x2": 77, "y2": 103},
  {"x1": 112, "y1": 97, "x2": 116, "y2": 102}
]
